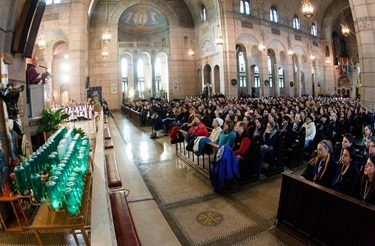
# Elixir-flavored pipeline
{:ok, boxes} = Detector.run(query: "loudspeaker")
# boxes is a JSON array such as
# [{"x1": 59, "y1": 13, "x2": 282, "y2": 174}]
[
  {"x1": 85, "y1": 76, "x2": 90, "y2": 89},
  {"x1": 24, "y1": 1, "x2": 46, "y2": 58},
  {"x1": 12, "y1": 0, "x2": 39, "y2": 53}
]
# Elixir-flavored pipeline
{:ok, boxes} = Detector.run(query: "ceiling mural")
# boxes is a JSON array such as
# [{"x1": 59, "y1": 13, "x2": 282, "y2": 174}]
[{"x1": 119, "y1": 5, "x2": 168, "y2": 33}]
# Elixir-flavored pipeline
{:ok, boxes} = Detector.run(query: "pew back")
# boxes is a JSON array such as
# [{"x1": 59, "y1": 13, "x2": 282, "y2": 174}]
[{"x1": 277, "y1": 172, "x2": 375, "y2": 245}]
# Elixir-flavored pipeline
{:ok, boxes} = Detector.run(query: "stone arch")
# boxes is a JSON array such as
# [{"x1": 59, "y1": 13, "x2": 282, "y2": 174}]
[{"x1": 268, "y1": 39, "x2": 287, "y2": 56}]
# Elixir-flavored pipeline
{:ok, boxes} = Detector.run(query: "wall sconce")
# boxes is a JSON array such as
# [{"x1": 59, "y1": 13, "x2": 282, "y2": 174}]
[
  {"x1": 188, "y1": 48, "x2": 195, "y2": 56},
  {"x1": 258, "y1": 42, "x2": 265, "y2": 51},
  {"x1": 101, "y1": 46, "x2": 109, "y2": 58},
  {"x1": 37, "y1": 35, "x2": 46, "y2": 49},
  {"x1": 309, "y1": 54, "x2": 315, "y2": 60},
  {"x1": 287, "y1": 38, "x2": 294, "y2": 55},
  {"x1": 215, "y1": 25, "x2": 224, "y2": 46},
  {"x1": 325, "y1": 56, "x2": 331, "y2": 64}
]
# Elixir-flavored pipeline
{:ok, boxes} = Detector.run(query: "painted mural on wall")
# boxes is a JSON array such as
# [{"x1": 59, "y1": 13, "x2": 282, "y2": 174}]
[
  {"x1": 201, "y1": 39, "x2": 215, "y2": 57},
  {"x1": 120, "y1": 5, "x2": 167, "y2": 33}
]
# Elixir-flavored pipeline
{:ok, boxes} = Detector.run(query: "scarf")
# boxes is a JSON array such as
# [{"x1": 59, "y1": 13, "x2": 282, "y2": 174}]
[{"x1": 313, "y1": 153, "x2": 331, "y2": 182}]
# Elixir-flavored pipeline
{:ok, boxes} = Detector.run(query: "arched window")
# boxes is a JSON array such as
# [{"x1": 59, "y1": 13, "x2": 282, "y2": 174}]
[
  {"x1": 267, "y1": 56, "x2": 273, "y2": 87},
  {"x1": 155, "y1": 58, "x2": 162, "y2": 91},
  {"x1": 240, "y1": 0, "x2": 251, "y2": 15},
  {"x1": 237, "y1": 50, "x2": 247, "y2": 88},
  {"x1": 201, "y1": 5, "x2": 207, "y2": 21},
  {"x1": 254, "y1": 65, "x2": 260, "y2": 88},
  {"x1": 311, "y1": 22, "x2": 317, "y2": 36},
  {"x1": 279, "y1": 67, "x2": 284, "y2": 88},
  {"x1": 293, "y1": 15, "x2": 300, "y2": 30},
  {"x1": 46, "y1": 0, "x2": 61, "y2": 4},
  {"x1": 269, "y1": 6, "x2": 278, "y2": 23},
  {"x1": 121, "y1": 58, "x2": 128, "y2": 93},
  {"x1": 137, "y1": 59, "x2": 145, "y2": 93}
]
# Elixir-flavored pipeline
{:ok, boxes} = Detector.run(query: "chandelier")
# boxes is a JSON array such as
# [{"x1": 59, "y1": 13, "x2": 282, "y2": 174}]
[
  {"x1": 102, "y1": 0, "x2": 111, "y2": 43},
  {"x1": 37, "y1": 35, "x2": 46, "y2": 49},
  {"x1": 341, "y1": 14, "x2": 350, "y2": 36},
  {"x1": 302, "y1": 0, "x2": 313, "y2": 18},
  {"x1": 102, "y1": 28, "x2": 111, "y2": 43}
]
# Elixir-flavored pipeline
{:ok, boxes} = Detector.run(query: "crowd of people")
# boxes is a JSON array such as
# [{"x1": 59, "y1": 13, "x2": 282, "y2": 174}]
[{"x1": 124, "y1": 94, "x2": 375, "y2": 203}]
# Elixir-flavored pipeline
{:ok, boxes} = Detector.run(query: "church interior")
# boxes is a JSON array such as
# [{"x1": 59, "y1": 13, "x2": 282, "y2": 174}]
[{"x1": 1, "y1": 0, "x2": 375, "y2": 245}]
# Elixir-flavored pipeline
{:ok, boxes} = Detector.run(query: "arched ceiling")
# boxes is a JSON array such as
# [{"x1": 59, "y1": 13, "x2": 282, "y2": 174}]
[
  {"x1": 89, "y1": 0, "x2": 354, "y2": 33},
  {"x1": 118, "y1": 5, "x2": 168, "y2": 34}
]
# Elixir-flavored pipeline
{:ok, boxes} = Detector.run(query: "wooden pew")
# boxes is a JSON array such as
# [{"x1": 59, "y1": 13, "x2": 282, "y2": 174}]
[
  {"x1": 277, "y1": 172, "x2": 375, "y2": 245},
  {"x1": 104, "y1": 139, "x2": 114, "y2": 149},
  {"x1": 105, "y1": 153, "x2": 122, "y2": 188},
  {"x1": 121, "y1": 106, "x2": 144, "y2": 127},
  {"x1": 238, "y1": 135, "x2": 261, "y2": 184},
  {"x1": 109, "y1": 190, "x2": 141, "y2": 246},
  {"x1": 104, "y1": 127, "x2": 111, "y2": 140},
  {"x1": 262, "y1": 131, "x2": 284, "y2": 176},
  {"x1": 284, "y1": 127, "x2": 306, "y2": 168}
]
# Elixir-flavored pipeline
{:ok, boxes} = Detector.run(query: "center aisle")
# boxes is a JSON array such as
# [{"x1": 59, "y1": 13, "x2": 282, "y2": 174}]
[
  {"x1": 106, "y1": 113, "x2": 181, "y2": 246},
  {"x1": 110, "y1": 111, "x2": 305, "y2": 246}
]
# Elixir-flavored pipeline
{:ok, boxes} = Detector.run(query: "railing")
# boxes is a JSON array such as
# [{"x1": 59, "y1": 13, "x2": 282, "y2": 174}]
[{"x1": 175, "y1": 130, "x2": 219, "y2": 179}]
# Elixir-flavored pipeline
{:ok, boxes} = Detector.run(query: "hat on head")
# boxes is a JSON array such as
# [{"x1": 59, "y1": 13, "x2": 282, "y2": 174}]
[
  {"x1": 30, "y1": 57, "x2": 38, "y2": 65},
  {"x1": 215, "y1": 118, "x2": 224, "y2": 127}
]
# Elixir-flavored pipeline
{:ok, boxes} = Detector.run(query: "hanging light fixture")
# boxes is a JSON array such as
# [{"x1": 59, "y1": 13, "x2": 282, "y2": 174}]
[
  {"x1": 302, "y1": 0, "x2": 313, "y2": 18},
  {"x1": 309, "y1": 54, "x2": 315, "y2": 60},
  {"x1": 102, "y1": 0, "x2": 111, "y2": 43},
  {"x1": 215, "y1": 0, "x2": 224, "y2": 46},
  {"x1": 102, "y1": 28, "x2": 111, "y2": 43},
  {"x1": 101, "y1": 46, "x2": 109, "y2": 58},
  {"x1": 341, "y1": 13, "x2": 350, "y2": 37},
  {"x1": 37, "y1": 35, "x2": 46, "y2": 49}
]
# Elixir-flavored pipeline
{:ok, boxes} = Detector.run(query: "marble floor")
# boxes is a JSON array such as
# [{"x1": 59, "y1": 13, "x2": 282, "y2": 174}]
[
  {"x1": 110, "y1": 111, "x2": 306, "y2": 246},
  {"x1": 0, "y1": 111, "x2": 307, "y2": 245}
]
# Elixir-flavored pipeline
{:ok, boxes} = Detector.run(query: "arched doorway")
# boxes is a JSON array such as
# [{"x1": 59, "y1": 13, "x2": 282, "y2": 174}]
[
  {"x1": 267, "y1": 49, "x2": 277, "y2": 97},
  {"x1": 52, "y1": 42, "x2": 70, "y2": 105},
  {"x1": 214, "y1": 65, "x2": 220, "y2": 94},
  {"x1": 203, "y1": 64, "x2": 212, "y2": 98}
]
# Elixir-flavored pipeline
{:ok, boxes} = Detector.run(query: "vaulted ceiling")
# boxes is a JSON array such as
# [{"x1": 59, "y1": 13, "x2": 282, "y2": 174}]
[{"x1": 90, "y1": 0, "x2": 351, "y2": 32}]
